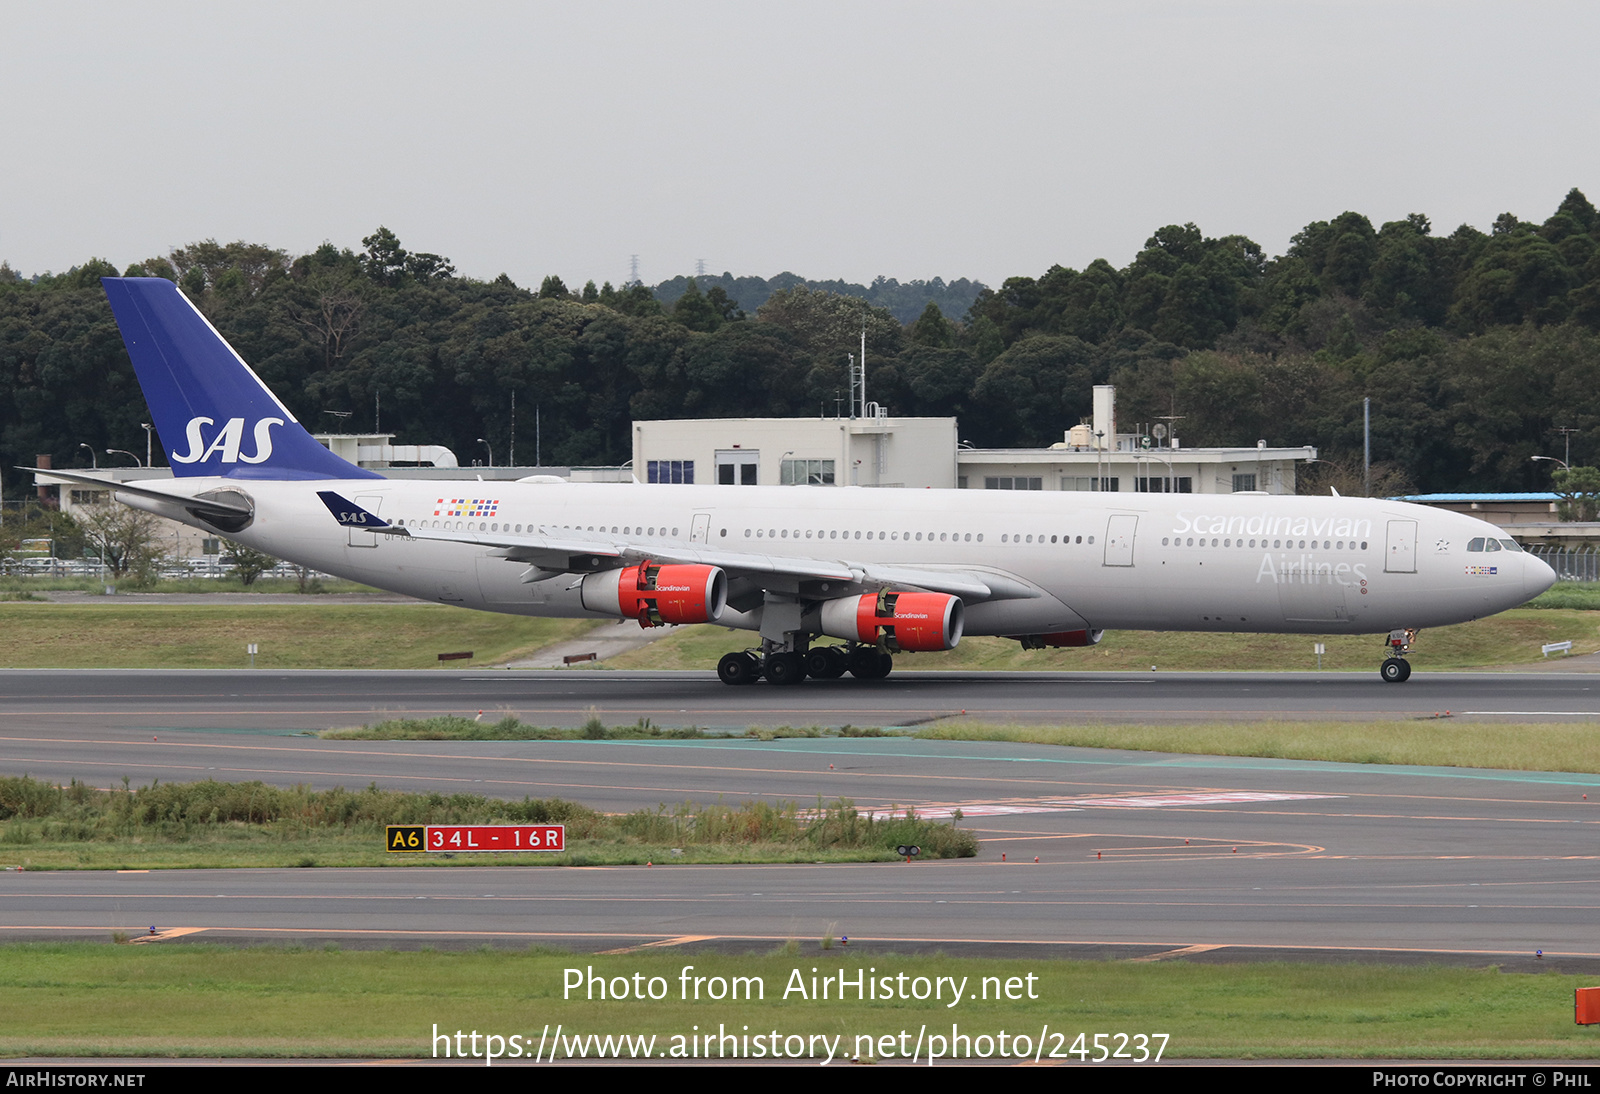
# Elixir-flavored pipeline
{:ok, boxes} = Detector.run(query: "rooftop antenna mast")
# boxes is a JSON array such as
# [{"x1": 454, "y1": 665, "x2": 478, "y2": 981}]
[
  {"x1": 859, "y1": 322, "x2": 867, "y2": 417},
  {"x1": 1156, "y1": 414, "x2": 1184, "y2": 447}
]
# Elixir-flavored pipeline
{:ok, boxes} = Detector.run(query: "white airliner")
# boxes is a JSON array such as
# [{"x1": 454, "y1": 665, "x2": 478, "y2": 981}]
[{"x1": 38, "y1": 278, "x2": 1556, "y2": 686}]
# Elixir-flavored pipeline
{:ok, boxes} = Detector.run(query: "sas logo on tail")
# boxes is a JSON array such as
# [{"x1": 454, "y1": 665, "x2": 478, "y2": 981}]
[{"x1": 171, "y1": 416, "x2": 285, "y2": 464}]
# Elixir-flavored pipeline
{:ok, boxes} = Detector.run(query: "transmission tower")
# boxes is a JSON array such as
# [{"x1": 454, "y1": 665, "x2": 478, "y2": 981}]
[{"x1": 628, "y1": 255, "x2": 640, "y2": 287}]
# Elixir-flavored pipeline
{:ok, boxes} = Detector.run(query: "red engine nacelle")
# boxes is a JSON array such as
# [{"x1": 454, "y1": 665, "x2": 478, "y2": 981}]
[
  {"x1": 817, "y1": 590, "x2": 964, "y2": 652},
  {"x1": 1013, "y1": 629, "x2": 1104, "y2": 649},
  {"x1": 581, "y1": 561, "x2": 727, "y2": 627}
]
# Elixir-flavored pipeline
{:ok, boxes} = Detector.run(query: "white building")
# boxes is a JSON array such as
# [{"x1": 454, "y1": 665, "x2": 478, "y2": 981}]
[
  {"x1": 632, "y1": 415, "x2": 960, "y2": 489},
  {"x1": 633, "y1": 386, "x2": 1315, "y2": 495}
]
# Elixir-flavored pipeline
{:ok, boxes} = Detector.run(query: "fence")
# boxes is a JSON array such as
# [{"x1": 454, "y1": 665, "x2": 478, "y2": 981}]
[
  {"x1": 0, "y1": 558, "x2": 331, "y2": 582},
  {"x1": 1526, "y1": 545, "x2": 1600, "y2": 583}
]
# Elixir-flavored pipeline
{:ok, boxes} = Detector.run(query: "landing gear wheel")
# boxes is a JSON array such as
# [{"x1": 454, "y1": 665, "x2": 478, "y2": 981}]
[
  {"x1": 805, "y1": 646, "x2": 848, "y2": 679},
  {"x1": 848, "y1": 648, "x2": 893, "y2": 680},
  {"x1": 718, "y1": 651, "x2": 761, "y2": 686},
  {"x1": 765, "y1": 651, "x2": 807, "y2": 685},
  {"x1": 1380, "y1": 657, "x2": 1411, "y2": 683}
]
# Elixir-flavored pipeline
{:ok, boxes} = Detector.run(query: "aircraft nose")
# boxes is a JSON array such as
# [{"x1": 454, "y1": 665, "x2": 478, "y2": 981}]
[{"x1": 1525, "y1": 550, "x2": 1557, "y2": 600}]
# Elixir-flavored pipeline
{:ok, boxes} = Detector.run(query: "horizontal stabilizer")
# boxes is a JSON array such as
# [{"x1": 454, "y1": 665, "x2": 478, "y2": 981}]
[{"x1": 24, "y1": 467, "x2": 253, "y2": 516}]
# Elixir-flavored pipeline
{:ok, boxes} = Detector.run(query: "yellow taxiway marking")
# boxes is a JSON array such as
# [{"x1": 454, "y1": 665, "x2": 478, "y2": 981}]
[
  {"x1": 1128, "y1": 943, "x2": 1228, "y2": 963},
  {"x1": 128, "y1": 926, "x2": 210, "y2": 944},
  {"x1": 595, "y1": 934, "x2": 717, "y2": 955}
]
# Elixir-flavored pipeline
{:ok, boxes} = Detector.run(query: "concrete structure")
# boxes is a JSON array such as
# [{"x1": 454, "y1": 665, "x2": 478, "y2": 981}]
[
  {"x1": 312, "y1": 433, "x2": 458, "y2": 468},
  {"x1": 1397, "y1": 493, "x2": 1600, "y2": 548},
  {"x1": 957, "y1": 384, "x2": 1313, "y2": 495},
  {"x1": 956, "y1": 443, "x2": 1313, "y2": 495},
  {"x1": 632, "y1": 415, "x2": 960, "y2": 489},
  {"x1": 633, "y1": 387, "x2": 1316, "y2": 495}
]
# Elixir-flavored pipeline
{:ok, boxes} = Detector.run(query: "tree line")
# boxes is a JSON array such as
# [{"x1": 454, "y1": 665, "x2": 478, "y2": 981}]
[{"x1": 4, "y1": 192, "x2": 1600, "y2": 498}]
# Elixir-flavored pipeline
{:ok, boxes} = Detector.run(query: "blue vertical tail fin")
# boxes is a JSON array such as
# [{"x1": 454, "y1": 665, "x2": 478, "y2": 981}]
[{"x1": 101, "y1": 277, "x2": 380, "y2": 480}]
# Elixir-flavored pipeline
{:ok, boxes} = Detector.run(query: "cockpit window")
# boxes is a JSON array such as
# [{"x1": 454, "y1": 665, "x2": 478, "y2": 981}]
[
  {"x1": 1484, "y1": 538, "x2": 1502, "y2": 552},
  {"x1": 1467, "y1": 538, "x2": 1485, "y2": 552},
  {"x1": 1499, "y1": 539, "x2": 1523, "y2": 552}
]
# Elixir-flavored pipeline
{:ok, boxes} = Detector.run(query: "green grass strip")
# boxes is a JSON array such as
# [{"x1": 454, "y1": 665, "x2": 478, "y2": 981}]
[
  {"x1": 913, "y1": 720, "x2": 1600, "y2": 775},
  {"x1": 0, "y1": 946, "x2": 1596, "y2": 1059},
  {"x1": 0, "y1": 603, "x2": 592, "y2": 669},
  {"x1": 606, "y1": 608, "x2": 1600, "y2": 673}
]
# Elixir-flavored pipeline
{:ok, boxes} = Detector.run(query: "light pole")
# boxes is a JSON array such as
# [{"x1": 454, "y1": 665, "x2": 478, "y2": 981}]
[
  {"x1": 1532, "y1": 454, "x2": 1572, "y2": 473},
  {"x1": 139, "y1": 423, "x2": 154, "y2": 468},
  {"x1": 477, "y1": 438, "x2": 494, "y2": 467},
  {"x1": 106, "y1": 449, "x2": 142, "y2": 468},
  {"x1": 1556, "y1": 427, "x2": 1579, "y2": 467},
  {"x1": 77, "y1": 443, "x2": 98, "y2": 469}
]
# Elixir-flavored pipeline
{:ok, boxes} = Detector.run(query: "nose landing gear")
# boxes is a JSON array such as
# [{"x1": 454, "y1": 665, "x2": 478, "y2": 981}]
[{"x1": 1380, "y1": 628, "x2": 1418, "y2": 683}]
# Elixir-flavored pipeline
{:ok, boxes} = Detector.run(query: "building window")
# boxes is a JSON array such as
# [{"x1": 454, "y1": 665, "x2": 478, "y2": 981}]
[
  {"x1": 984, "y1": 477, "x2": 1042, "y2": 490},
  {"x1": 647, "y1": 460, "x2": 694, "y2": 484},
  {"x1": 1065, "y1": 476, "x2": 1121, "y2": 492},
  {"x1": 1232, "y1": 473, "x2": 1257, "y2": 492},
  {"x1": 780, "y1": 458, "x2": 835, "y2": 486},
  {"x1": 69, "y1": 490, "x2": 110, "y2": 506},
  {"x1": 1135, "y1": 477, "x2": 1193, "y2": 493},
  {"x1": 715, "y1": 450, "x2": 759, "y2": 485}
]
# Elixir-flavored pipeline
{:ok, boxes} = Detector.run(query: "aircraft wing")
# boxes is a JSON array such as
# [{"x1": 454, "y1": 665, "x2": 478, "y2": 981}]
[{"x1": 316, "y1": 491, "x2": 1034, "y2": 603}]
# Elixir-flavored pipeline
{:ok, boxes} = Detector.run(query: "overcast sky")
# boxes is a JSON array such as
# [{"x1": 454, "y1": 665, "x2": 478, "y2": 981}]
[{"x1": 4, "y1": 1, "x2": 1596, "y2": 290}]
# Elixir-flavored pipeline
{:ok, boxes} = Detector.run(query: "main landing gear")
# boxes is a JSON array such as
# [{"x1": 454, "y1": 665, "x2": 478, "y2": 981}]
[
  {"x1": 717, "y1": 643, "x2": 892, "y2": 686},
  {"x1": 1379, "y1": 628, "x2": 1418, "y2": 683}
]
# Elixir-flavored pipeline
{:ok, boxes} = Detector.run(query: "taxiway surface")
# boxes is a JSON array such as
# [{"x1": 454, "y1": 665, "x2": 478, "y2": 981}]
[
  {"x1": 2, "y1": 669, "x2": 1598, "y2": 961},
  {"x1": 3, "y1": 667, "x2": 1599, "y2": 734}
]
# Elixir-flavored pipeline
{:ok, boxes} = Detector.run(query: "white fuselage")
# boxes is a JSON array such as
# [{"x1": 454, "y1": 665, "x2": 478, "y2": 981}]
[{"x1": 127, "y1": 479, "x2": 1554, "y2": 640}]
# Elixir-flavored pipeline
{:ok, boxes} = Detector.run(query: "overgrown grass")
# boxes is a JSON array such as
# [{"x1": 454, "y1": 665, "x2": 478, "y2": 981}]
[
  {"x1": 0, "y1": 947, "x2": 1595, "y2": 1059},
  {"x1": 913, "y1": 720, "x2": 1600, "y2": 774},
  {"x1": 1525, "y1": 581, "x2": 1600, "y2": 611},
  {"x1": 604, "y1": 610, "x2": 1600, "y2": 673},
  {"x1": 0, "y1": 603, "x2": 593, "y2": 668},
  {"x1": 326, "y1": 713, "x2": 901, "y2": 741},
  {"x1": 0, "y1": 775, "x2": 974, "y2": 868}
]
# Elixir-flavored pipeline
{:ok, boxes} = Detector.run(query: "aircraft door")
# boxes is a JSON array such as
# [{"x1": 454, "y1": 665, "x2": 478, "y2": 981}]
[
  {"x1": 1385, "y1": 520, "x2": 1418, "y2": 573},
  {"x1": 1103, "y1": 514, "x2": 1137, "y2": 567},
  {"x1": 690, "y1": 512, "x2": 711, "y2": 543},
  {"x1": 348, "y1": 496, "x2": 383, "y2": 547}
]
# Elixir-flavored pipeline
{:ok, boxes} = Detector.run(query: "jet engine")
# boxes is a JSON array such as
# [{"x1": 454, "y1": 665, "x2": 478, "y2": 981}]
[
  {"x1": 580, "y1": 561, "x2": 727, "y2": 627},
  {"x1": 1013, "y1": 629, "x2": 1104, "y2": 649},
  {"x1": 814, "y1": 590, "x2": 964, "y2": 652}
]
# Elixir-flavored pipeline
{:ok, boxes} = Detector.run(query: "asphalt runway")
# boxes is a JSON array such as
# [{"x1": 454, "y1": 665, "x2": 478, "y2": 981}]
[
  {"x1": 4, "y1": 667, "x2": 1600, "y2": 735},
  {"x1": 3, "y1": 669, "x2": 1600, "y2": 963}
]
